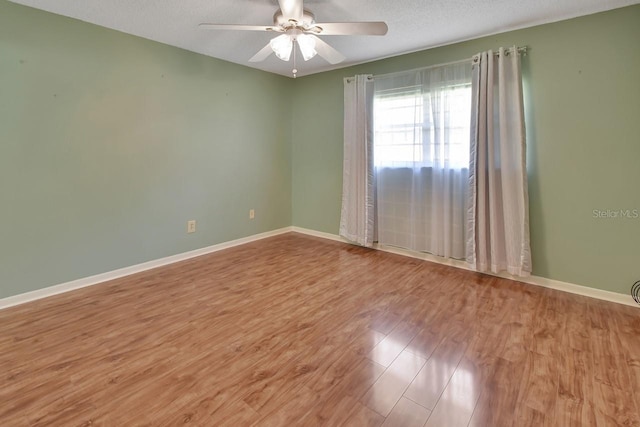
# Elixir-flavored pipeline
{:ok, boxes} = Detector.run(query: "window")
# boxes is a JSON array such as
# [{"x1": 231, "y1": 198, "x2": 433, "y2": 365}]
[
  {"x1": 341, "y1": 50, "x2": 531, "y2": 273},
  {"x1": 374, "y1": 83, "x2": 472, "y2": 169},
  {"x1": 372, "y1": 62, "x2": 473, "y2": 258}
]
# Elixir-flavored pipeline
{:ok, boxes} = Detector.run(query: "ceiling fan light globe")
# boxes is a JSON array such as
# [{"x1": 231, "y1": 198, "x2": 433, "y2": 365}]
[
  {"x1": 297, "y1": 33, "x2": 317, "y2": 61},
  {"x1": 270, "y1": 34, "x2": 293, "y2": 61}
]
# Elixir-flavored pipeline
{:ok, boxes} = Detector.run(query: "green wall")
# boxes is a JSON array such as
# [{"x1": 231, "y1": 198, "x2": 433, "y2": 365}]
[
  {"x1": 0, "y1": 1, "x2": 292, "y2": 299},
  {"x1": 291, "y1": 5, "x2": 640, "y2": 295},
  {"x1": 1, "y1": 1, "x2": 639, "y2": 299}
]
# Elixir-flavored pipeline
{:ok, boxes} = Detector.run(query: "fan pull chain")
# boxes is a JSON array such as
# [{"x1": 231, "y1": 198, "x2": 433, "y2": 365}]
[{"x1": 292, "y1": 39, "x2": 298, "y2": 78}]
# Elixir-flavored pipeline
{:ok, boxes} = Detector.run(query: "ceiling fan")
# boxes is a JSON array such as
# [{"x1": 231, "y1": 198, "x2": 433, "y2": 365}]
[{"x1": 199, "y1": 0, "x2": 388, "y2": 77}]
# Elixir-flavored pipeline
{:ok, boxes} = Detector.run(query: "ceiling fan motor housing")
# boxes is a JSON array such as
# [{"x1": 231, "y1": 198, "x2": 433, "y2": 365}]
[{"x1": 273, "y1": 9, "x2": 316, "y2": 28}]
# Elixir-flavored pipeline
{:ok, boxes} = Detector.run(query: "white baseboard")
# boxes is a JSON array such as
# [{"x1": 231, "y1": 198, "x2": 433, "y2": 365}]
[
  {"x1": 3, "y1": 225, "x2": 635, "y2": 310},
  {"x1": 291, "y1": 226, "x2": 638, "y2": 308},
  {"x1": 0, "y1": 227, "x2": 294, "y2": 310}
]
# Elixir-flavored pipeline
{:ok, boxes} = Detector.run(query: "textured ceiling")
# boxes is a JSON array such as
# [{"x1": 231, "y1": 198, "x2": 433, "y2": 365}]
[{"x1": 9, "y1": 0, "x2": 639, "y2": 77}]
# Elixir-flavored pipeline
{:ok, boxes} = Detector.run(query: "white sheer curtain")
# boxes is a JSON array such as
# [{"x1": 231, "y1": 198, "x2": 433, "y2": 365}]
[
  {"x1": 466, "y1": 47, "x2": 532, "y2": 276},
  {"x1": 339, "y1": 75, "x2": 375, "y2": 247},
  {"x1": 374, "y1": 62, "x2": 472, "y2": 258}
]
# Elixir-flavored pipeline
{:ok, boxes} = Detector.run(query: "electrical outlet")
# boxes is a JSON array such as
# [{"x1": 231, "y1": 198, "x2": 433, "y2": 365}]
[
  {"x1": 249, "y1": 209, "x2": 255, "y2": 219},
  {"x1": 187, "y1": 220, "x2": 196, "y2": 233}
]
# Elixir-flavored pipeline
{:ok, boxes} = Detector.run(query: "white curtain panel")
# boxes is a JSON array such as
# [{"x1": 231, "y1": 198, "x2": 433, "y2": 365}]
[
  {"x1": 466, "y1": 47, "x2": 532, "y2": 276},
  {"x1": 374, "y1": 62, "x2": 472, "y2": 258},
  {"x1": 339, "y1": 75, "x2": 375, "y2": 247}
]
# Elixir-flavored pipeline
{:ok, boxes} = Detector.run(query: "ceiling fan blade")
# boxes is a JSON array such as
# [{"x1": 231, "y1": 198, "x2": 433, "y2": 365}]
[
  {"x1": 310, "y1": 22, "x2": 388, "y2": 36},
  {"x1": 278, "y1": 0, "x2": 303, "y2": 22},
  {"x1": 310, "y1": 36, "x2": 345, "y2": 65},
  {"x1": 199, "y1": 23, "x2": 280, "y2": 32},
  {"x1": 249, "y1": 43, "x2": 274, "y2": 63}
]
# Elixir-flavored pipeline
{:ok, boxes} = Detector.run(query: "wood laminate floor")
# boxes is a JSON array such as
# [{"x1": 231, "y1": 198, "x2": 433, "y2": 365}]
[{"x1": 1, "y1": 233, "x2": 639, "y2": 426}]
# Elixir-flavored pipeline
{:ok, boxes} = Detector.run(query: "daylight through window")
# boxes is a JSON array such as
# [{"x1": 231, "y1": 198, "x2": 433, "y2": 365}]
[{"x1": 374, "y1": 83, "x2": 472, "y2": 168}]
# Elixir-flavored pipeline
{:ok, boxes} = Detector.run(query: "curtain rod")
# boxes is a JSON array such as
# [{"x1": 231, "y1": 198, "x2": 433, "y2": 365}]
[{"x1": 345, "y1": 46, "x2": 528, "y2": 82}]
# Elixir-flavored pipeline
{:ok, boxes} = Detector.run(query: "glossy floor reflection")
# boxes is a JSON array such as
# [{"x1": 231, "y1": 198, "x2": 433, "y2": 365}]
[{"x1": 0, "y1": 233, "x2": 639, "y2": 426}]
